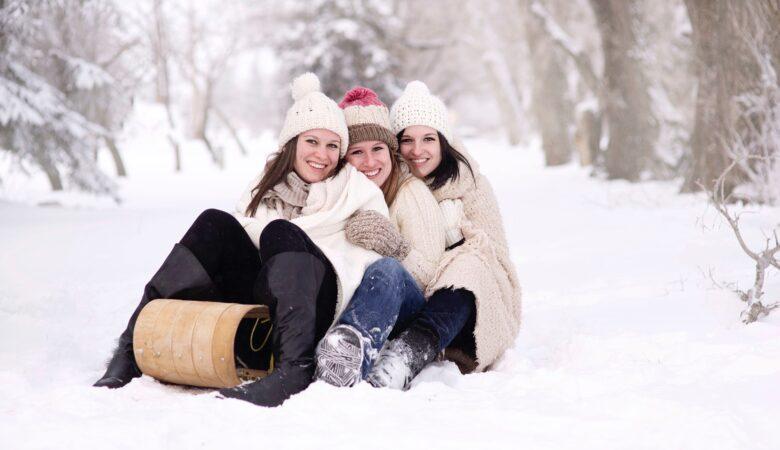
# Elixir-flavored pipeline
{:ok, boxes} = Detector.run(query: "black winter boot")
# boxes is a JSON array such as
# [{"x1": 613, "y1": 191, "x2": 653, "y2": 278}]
[
  {"x1": 366, "y1": 325, "x2": 439, "y2": 390},
  {"x1": 219, "y1": 252, "x2": 327, "y2": 407},
  {"x1": 94, "y1": 244, "x2": 218, "y2": 389}
]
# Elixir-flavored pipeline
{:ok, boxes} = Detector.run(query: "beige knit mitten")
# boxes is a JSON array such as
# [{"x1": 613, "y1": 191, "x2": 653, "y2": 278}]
[
  {"x1": 439, "y1": 199, "x2": 464, "y2": 247},
  {"x1": 345, "y1": 210, "x2": 411, "y2": 260}
]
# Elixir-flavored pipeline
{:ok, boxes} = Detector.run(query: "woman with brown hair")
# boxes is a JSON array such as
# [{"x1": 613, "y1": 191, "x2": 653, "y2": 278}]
[{"x1": 93, "y1": 73, "x2": 387, "y2": 407}]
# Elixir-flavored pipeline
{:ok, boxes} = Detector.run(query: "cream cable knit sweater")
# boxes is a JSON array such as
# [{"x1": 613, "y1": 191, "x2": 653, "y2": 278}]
[
  {"x1": 389, "y1": 171, "x2": 446, "y2": 290},
  {"x1": 426, "y1": 149, "x2": 522, "y2": 373},
  {"x1": 233, "y1": 165, "x2": 388, "y2": 321}
]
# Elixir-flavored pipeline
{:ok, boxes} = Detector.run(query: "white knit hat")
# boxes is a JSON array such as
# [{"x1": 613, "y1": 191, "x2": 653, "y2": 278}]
[
  {"x1": 277, "y1": 73, "x2": 349, "y2": 156},
  {"x1": 390, "y1": 80, "x2": 453, "y2": 144}
]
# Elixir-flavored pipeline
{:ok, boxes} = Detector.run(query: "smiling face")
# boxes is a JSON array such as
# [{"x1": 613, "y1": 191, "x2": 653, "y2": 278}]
[
  {"x1": 293, "y1": 129, "x2": 342, "y2": 183},
  {"x1": 344, "y1": 140, "x2": 393, "y2": 188},
  {"x1": 398, "y1": 125, "x2": 442, "y2": 178}
]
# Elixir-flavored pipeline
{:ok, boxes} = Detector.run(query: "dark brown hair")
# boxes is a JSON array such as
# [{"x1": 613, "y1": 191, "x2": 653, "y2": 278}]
[
  {"x1": 396, "y1": 130, "x2": 474, "y2": 191},
  {"x1": 244, "y1": 137, "x2": 346, "y2": 217},
  {"x1": 245, "y1": 137, "x2": 298, "y2": 217}
]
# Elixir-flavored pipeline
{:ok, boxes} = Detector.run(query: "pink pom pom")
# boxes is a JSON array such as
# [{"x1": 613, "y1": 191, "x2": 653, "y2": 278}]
[{"x1": 339, "y1": 86, "x2": 384, "y2": 108}]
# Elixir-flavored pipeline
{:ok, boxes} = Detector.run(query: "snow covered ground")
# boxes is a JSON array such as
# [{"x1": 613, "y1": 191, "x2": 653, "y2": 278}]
[{"x1": 2, "y1": 108, "x2": 780, "y2": 449}]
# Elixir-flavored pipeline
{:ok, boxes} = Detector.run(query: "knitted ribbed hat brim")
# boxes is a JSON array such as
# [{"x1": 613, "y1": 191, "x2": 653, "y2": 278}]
[
  {"x1": 390, "y1": 80, "x2": 453, "y2": 144},
  {"x1": 278, "y1": 73, "x2": 350, "y2": 156},
  {"x1": 347, "y1": 123, "x2": 398, "y2": 152}
]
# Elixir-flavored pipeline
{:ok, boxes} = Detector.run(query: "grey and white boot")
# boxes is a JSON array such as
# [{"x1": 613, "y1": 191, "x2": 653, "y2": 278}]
[
  {"x1": 315, "y1": 324, "x2": 364, "y2": 387},
  {"x1": 366, "y1": 326, "x2": 438, "y2": 390}
]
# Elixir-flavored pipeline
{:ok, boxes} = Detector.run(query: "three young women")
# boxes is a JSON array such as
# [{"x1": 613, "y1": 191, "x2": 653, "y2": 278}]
[{"x1": 95, "y1": 74, "x2": 521, "y2": 404}]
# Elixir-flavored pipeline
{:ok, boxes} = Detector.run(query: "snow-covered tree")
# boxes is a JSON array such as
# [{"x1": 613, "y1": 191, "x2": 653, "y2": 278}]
[
  {"x1": 35, "y1": 0, "x2": 139, "y2": 178},
  {"x1": 0, "y1": 0, "x2": 118, "y2": 197},
  {"x1": 273, "y1": 0, "x2": 405, "y2": 102}
]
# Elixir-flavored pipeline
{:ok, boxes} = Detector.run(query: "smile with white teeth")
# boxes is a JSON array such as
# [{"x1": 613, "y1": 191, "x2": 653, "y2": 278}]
[
  {"x1": 307, "y1": 161, "x2": 326, "y2": 170},
  {"x1": 411, "y1": 158, "x2": 428, "y2": 164},
  {"x1": 363, "y1": 168, "x2": 381, "y2": 177}
]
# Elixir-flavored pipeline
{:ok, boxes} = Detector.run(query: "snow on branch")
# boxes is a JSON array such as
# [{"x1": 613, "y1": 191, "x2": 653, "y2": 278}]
[
  {"x1": 5, "y1": 62, "x2": 106, "y2": 137},
  {"x1": 50, "y1": 51, "x2": 115, "y2": 90}
]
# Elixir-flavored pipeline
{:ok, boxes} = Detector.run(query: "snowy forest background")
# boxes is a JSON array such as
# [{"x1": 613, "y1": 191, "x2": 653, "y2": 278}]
[
  {"x1": 2, "y1": 1, "x2": 780, "y2": 448},
  {"x1": 2, "y1": 0, "x2": 779, "y2": 202}
]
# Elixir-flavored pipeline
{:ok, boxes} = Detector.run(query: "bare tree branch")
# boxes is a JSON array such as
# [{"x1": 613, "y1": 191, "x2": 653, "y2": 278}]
[{"x1": 703, "y1": 155, "x2": 780, "y2": 323}]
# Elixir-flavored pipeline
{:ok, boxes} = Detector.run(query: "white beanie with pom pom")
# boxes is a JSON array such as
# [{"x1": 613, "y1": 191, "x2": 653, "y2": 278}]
[
  {"x1": 390, "y1": 80, "x2": 453, "y2": 144},
  {"x1": 278, "y1": 72, "x2": 349, "y2": 156}
]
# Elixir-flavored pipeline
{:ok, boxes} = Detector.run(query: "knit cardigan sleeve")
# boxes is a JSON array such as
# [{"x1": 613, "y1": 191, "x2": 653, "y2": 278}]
[
  {"x1": 463, "y1": 174, "x2": 510, "y2": 254},
  {"x1": 390, "y1": 178, "x2": 446, "y2": 289}
]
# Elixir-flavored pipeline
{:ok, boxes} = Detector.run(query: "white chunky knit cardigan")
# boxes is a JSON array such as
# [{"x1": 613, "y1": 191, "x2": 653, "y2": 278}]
[{"x1": 426, "y1": 149, "x2": 522, "y2": 373}]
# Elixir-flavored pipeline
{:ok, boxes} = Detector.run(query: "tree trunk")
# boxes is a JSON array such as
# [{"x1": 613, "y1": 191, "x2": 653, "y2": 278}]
[
  {"x1": 589, "y1": 0, "x2": 657, "y2": 181},
  {"x1": 680, "y1": 0, "x2": 778, "y2": 194},
  {"x1": 104, "y1": 136, "x2": 127, "y2": 177},
  {"x1": 215, "y1": 107, "x2": 248, "y2": 156},
  {"x1": 483, "y1": 60, "x2": 524, "y2": 146},
  {"x1": 574, "y1": 108, "x2": 602, "y2": 166},
  {"x1": 152, "y1": 0, "x2": 170, "y2": 105},
  {"x1": 191, "y1": 80, "x2": 223, "y2": 168},
  {"x1": 468, "y1": 1, "x2": 525, "y2": 147},
  {"x1": 526, "y1": 2, "x2": 573, "y2": 166},
  {"x1": 152, "y1": 0, "x2": 181, "y2": 172},
  {"x1": 36, "y1": 155, "x2": 63, "y2": 191}
]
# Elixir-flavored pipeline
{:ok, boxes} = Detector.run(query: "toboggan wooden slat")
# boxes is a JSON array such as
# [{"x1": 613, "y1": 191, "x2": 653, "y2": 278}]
[{"x1": 133, "y1": 299, "x2": 270, "y2": 388}]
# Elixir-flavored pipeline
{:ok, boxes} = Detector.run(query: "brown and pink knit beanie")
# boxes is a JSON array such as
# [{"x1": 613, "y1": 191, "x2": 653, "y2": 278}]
[{"x1": 338, "y1": 87, "x2": 398, "y2": 152}]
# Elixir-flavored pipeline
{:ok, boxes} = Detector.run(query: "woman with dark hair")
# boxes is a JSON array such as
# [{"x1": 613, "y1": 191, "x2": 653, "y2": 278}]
[
  {"x1": 363, "y1": 80, "x2": 523, "y2": 389},
  {"x1": 93, "y1": 73, "x2": 387, "y2": 407},
  {"x1": 312, "y1": 86, "x2": 447, "y2": 387}
]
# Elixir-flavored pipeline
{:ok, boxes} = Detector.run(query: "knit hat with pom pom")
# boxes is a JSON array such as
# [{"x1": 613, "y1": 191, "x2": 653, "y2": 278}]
[
  {"x1": 390, "y1": 80, "x2": 453, "y2": 144},
  {"x1": 338, "y1": 86, "x2": 397, "y2": 152},
  {"x1": 278, "y1": 72, "x2": 349, "y2": 156}
]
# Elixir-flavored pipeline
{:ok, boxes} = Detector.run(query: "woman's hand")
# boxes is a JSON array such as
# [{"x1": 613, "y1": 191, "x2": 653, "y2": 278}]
[{"x1": 345, "y1": 210, "x2": 411, "y2": 260}]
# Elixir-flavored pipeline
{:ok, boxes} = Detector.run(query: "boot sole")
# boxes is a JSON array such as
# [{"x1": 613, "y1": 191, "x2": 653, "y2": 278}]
[{"x1": 315, "y1": 326, "x2": 363, "y2": 387}]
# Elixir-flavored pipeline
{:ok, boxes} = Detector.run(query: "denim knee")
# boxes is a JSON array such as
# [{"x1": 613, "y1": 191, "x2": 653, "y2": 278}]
[{"x1": 362, "y1": 257, "x2": 406, "y2": 288}]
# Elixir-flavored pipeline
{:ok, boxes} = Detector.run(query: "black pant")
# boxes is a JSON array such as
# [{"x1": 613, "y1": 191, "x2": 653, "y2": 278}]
[
  {"x1": 179, "y1": 209, "x2": 337, "y2": 340},
  {"x1": 410, "y1": 287, "x2": 477, "y2": 358}
]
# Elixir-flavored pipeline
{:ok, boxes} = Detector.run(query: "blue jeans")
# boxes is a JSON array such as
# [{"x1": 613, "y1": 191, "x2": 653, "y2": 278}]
[{"x1": 337, "y1": 257, "x2": 425, "y2": 377}]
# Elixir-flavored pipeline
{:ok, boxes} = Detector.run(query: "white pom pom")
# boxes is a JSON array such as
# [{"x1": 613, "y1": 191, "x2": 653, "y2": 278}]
[
  {"x1": 404, "y1": 80, "x2": 430, "y2": 96},
  {"x1": 291, "y1": 72, "x2": 321, "y2": 101}
]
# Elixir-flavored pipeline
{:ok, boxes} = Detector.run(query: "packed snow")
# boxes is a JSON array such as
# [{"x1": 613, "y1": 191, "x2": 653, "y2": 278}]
[{"x1": 2, "y1": 104, "x2": 780, "y2": 449}]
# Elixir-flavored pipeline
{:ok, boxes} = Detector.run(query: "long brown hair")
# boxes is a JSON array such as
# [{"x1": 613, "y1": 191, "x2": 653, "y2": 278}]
[
  {"x1": 244, "y1": 136, "x2": 346, "y2": 217},
  {"x1": 245, "y1": 137, "x2": 298, "y2": 217},
  {"x1": 381, "y1": 149, "x2": 404, "y2": 206}
]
